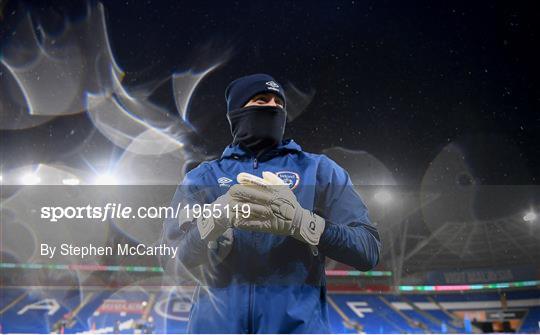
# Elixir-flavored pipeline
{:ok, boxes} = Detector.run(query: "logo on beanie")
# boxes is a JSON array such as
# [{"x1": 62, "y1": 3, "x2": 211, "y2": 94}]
[
  {"x1": 276, "y1": 171, "x2": 300, "y2": 190},
  {"x1": 266, "y1": 81, "x2": 280, "y2": 92}
]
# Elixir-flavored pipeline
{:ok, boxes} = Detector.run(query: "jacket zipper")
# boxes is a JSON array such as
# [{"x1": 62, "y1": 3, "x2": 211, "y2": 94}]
[
  {"x1": 247, "y1": 284, "x2": 254, "y2": 332},
  {"x1": 248, "y1": 156, "x2": 257, "y2": 332}
]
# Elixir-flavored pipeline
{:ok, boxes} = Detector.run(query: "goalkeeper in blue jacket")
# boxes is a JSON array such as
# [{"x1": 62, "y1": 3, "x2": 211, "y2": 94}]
[{"x1": 162, "y1": 74, "x2": 381, "y2": 333}]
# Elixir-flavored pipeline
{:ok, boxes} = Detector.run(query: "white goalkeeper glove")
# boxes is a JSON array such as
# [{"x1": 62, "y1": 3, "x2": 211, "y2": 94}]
[
  {"x1": 195, "y1": 190, "x2": 268, "y2": 242},
  {"x1": 230, "y1": 171, "x2": 325, "y2": 246},
  {"x1": 195, "y1": 193, "x2": 235, "y2": 242}
]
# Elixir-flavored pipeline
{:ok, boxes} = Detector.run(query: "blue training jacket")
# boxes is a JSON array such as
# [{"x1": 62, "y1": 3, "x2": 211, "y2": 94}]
[{"x1": 161, "y1": 139, "x2": 381, "y2": 333}]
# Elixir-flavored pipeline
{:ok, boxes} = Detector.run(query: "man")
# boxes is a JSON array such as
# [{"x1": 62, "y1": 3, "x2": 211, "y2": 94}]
[{"x1": 162, "y1": 74, "x2": 381, "y2": 333}]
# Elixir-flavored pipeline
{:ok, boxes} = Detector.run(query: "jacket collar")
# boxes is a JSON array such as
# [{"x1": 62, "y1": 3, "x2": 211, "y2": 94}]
[{"x1": 220, "y1": 139, "x2": 302, "y2": 159}]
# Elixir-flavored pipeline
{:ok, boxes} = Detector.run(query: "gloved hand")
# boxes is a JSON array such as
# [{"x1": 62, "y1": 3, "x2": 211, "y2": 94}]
[
  {"x1": 230, "y1": 171, "x2": 325, "y2": 245},
  {"x1": 196, "y1": 193, "x2": 236, "y2": 242}
]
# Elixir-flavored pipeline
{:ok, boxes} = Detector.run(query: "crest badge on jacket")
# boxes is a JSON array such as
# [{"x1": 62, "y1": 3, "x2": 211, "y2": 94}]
[{"x1": 276, "y1": 171, "x2": 300, "y2": 190}]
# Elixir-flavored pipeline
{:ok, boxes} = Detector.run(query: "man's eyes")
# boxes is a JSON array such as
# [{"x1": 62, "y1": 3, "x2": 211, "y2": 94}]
[{"x1": 253, "y1": 96, "x2": 283, "y2": 106}]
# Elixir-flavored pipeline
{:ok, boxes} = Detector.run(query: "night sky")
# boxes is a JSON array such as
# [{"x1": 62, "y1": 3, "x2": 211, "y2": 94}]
[{"x1": 1, "y1": 0, "x2": 539, "y2": 185}]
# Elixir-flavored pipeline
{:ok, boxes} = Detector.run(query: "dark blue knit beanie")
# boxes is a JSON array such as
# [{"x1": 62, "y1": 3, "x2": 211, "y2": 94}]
[{"x1": 225, "y1": 74, "x2": 286, "y2": 112}]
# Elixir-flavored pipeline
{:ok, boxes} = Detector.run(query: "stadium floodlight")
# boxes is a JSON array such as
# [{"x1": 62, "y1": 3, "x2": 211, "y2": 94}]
[
  {"x1": 94, "y1": 174, "x2": 118, "y2": 185},
  {"x1": 21, "y1": 173, "x2": 41, "y2": 185},
  {"x1": 62, "y1": 178, "x2": 80, "y2": 185},
  {"x1": 523, "y1": 211, "x2": 537, "y2": 222},
  {"x1": 374, "y1": 190, "x2": 392, "y2": 205}
]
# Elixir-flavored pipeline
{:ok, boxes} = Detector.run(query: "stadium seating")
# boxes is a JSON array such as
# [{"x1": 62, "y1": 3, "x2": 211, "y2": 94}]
[
  {"x1": 520, "y1": 307, "x2": 540, "y2": 333},
  {"x1": 1, "y1": 287, "x2": 539, "y2": 333}
]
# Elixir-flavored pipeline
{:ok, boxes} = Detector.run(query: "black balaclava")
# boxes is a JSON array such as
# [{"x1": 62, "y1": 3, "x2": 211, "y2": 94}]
[
  {"x1": 225, "y1": 74, "x2": 287, "y2": 156},
  {"x1": 227, "y1": 105, "x2": 287, "y2": 154}
]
